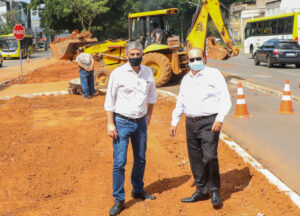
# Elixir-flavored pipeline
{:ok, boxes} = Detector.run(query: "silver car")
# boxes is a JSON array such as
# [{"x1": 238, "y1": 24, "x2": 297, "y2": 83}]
[{"x1": 0, "y1": 54, "x2": 3, "y2": 67}]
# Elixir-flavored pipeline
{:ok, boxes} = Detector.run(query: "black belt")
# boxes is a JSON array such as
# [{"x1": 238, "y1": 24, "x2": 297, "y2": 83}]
[
  {"x1": 187, "y1": 114, "x2": 217, "y2": 122},
  {"x1": 115, "y1": 113, "x2": 144, "y2": 122}
]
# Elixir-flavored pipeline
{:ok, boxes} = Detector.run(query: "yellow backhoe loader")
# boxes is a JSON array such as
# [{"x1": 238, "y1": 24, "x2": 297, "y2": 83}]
[{"x1": 75, "y1": 0, "x2": 239, "y2": 88}]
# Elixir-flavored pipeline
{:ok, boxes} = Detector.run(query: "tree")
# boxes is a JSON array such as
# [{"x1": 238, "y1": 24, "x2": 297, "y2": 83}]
[
  {"x1": 66, "y1": 0, "x2": 109, "y2": 31},
  {"x1": 30, "y1": 0, "x2": 110, "y2": 32},
  {"x1": 0, "y1": 10, "x2": 19, "y2": 35}
]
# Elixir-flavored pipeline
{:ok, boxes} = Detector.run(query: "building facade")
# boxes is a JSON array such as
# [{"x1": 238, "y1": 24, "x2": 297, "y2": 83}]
[
  {"x1": 229, "y1": 0, "x2": 300, "y2": 42},
  {"x1": 0, "y1": 0, "x2": 32, "y2": 31}
]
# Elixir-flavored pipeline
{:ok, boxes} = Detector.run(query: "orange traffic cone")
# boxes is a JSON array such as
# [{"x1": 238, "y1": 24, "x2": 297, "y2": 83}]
[
  {"x1": 26, "y1": 56, "x2": 30, "y2": 63},
  {"x1": 278, "y1": 80, "x2": 295, "y2": 114},
  {"x1": 234, "y1": 83, "x2": 250, "y2": 118}
]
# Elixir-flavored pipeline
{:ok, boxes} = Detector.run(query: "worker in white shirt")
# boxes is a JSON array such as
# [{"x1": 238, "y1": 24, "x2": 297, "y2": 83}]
[
  {"x1": 169, "y1": 47, "x2": 231, "y2": 207},
  {"x1": 104, "y1": 41, "x2": 157, "y2": 216}
]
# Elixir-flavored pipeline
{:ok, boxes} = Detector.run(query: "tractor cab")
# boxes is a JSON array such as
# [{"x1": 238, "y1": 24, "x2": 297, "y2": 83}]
[{"x1": 128, "y1": 8, "x2": 179, "y2": 48}]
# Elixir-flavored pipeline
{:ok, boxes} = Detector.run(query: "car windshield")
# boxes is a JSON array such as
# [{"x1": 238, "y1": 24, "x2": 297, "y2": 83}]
[
  {"x1": 0, "y1": 38, "x2": 18, "y2": 51},
  {"x1": 277, "y1": 42, "x2": 300, "y2": 50}
]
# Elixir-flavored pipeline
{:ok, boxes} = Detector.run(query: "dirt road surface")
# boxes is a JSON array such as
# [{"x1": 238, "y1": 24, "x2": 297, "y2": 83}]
[
  {"x1": 0, "y1": 92, "x2": 299, "y2": 215},
  {"x1": 0, "y1": 60, "x2": 300, "y2": 215}
]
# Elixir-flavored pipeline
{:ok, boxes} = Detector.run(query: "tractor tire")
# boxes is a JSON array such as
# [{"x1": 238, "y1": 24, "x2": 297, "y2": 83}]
[
  {"x1": 94, "y1": 68, "x2": 111, "y2": 89},
  {"x1": 142, "y1": 52, "x2": 172, "y2": 87}
]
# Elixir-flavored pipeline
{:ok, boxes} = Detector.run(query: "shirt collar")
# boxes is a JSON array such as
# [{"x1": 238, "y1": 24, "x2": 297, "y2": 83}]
[
  {"x1": 124, "y1": 62, "x2": 142, "y2": 76},
  {"x1": 188, "y1": 65, "x2": 206, "y2": 78}
]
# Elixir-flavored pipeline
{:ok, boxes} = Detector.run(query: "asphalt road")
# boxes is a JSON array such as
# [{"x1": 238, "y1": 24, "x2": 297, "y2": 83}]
[
  {"x1": 207, "y1": 53, "x2": 300, "y2": 97},
  {"x1": 0, "y1": 50, "x2": 53, "y2": 69},
  {"x1": 161, "y1": 53, "x2": 300, "y2": 195}
]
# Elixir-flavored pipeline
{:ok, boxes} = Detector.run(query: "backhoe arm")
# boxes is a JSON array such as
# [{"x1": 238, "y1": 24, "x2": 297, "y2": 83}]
[{"x1": 187, "y1": 0, "x2": 239, "y2": 58}]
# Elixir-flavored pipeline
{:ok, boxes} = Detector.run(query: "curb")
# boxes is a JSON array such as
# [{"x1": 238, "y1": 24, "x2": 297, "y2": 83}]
[
  {"x1": 230, "y1": 78, "x2": 300, "y2": 103},
  {"x1": 157, "y1": 89, "x2": 300, "y2": 209},
  {"x1": 0, "y1": 90, "x2": 69, "y2": 101}
]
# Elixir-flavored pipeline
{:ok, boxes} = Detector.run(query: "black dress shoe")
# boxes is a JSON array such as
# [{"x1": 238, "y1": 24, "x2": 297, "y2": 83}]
[
  {"x1": 131, "y1": 190, "x2": 156, "y2": 200},
  {"x1": 211, "y1": 190, "x2": 221, "y2": 206},
  {"x1": 181, "y1": 192, "x2": 209, "y2": 203},
  {"x1": 109, "y1": 201, "x2": 125, "y2": 216}
]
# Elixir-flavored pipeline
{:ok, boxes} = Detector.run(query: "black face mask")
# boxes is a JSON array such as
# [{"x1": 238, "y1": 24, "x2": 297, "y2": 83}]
[{"x1": 128, "y1": 57, "x2": 143, "y2": 66}]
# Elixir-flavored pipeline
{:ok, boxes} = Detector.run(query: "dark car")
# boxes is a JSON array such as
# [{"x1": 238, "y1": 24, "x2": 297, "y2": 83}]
[
  {"x1": 254, "y1": 39, "x2": 300, "y2": 68},
  {"x1": 0, "y1": 53, "x2": 3, "y2": 67}
]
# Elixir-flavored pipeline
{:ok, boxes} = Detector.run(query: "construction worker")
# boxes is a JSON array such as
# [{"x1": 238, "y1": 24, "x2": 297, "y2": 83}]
[
  {"x1": 169, "y1": 47, "x2": 231, "y2": 207},
  {"x1": 151, "y1": 22, "x2": 163, "y2": 42},
  {"x1": 104, "y1": 41, "x2": 157, "y2": 216},
  {"x1": 75, "y1": 47, "x2": 95, "y2": 99}
]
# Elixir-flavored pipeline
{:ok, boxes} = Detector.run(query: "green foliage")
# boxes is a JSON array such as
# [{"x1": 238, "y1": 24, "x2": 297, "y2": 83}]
[
  {"x1": 0, "y1": 10, "x2": 19, "y2": 35},
  {"x1": 30, "y1": 0, "x2": 109, "y2": 33},
  {"x1": 30, "y1": 0, "x2": 242, "y2": 41},
  {"x1": 93, "y1": 0, "x2": 139, "y2": 40}
]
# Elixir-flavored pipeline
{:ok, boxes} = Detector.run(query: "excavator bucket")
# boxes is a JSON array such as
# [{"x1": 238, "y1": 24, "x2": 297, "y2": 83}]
[
  {"x1": 207, "y1": 36, "x2": 231, "y2": 60},
  {"x1": 50, "y1": 31, "x2": 98, "y2": 60}
]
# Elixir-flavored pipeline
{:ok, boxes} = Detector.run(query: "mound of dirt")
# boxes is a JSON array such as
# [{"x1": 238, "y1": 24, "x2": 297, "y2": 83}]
[
  {"x1": 0, "y1": 94, "x2": 299, "y2": 215},
  {"x1": 207, "y1": 36, "x2": 231, "y2": 60},
  {"x1": 8, "y1": 61, "x2": 79, "y2": 84}
]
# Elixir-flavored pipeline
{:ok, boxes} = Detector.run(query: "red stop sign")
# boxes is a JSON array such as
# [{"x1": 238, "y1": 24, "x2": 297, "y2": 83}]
[{"x1": 13, "y1": 24, "x2": 25, "y2": 40}]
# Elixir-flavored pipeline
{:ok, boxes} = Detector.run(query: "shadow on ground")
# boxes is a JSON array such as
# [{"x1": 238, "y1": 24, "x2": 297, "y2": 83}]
[
  {"x1": 125, "y1": 174, "x2": 191, "y2": 209},
  {"x1": 220, "y1": 167, "x2": 252, "y2": 202}
]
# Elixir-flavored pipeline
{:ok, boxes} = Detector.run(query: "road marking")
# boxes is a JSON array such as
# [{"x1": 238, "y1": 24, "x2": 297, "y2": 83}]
[
  {"x1": 276, "y1": 70, "x2": 299, "y2": 76},
  {"x1": 246, "y1": 75, "x2": 272, "y2": 78}
]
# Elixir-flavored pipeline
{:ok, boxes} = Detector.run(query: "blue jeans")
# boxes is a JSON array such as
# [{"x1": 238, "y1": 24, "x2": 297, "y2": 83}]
[
  {"x1": 113, "y1": 115, "x2": 147, "y2": 202},
  {"x1": 79, "y1": 69, "x2": 95, "y2": 98}
]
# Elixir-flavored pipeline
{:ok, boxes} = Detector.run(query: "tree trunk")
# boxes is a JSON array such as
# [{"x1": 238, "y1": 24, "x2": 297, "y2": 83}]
[{"x1": 80, "y1": 17, "x2": 86, "y2": 31}]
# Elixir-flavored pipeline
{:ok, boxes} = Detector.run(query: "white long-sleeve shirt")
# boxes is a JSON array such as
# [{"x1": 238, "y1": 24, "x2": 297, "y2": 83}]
[
  {"x1": 171, "y1": 66, "x2": 231, "y2": 126},
  {"x1": 104, "y1": 62, "x2": 157, "y2": 119}
]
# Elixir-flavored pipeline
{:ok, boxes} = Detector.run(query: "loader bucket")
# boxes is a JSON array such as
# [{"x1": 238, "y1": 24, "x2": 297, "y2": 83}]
[{"x1": 50, "y1": 31, "x2": 98, "y2": 60}]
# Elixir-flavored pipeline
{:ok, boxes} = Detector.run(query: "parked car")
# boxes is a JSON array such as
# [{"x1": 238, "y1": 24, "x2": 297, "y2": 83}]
[
  {"x1": 0, "y1": 53, "x2": 3, "y2": 67},
  {"x1": 254, "y1": 39, "x2": 300, "y2": 68}
]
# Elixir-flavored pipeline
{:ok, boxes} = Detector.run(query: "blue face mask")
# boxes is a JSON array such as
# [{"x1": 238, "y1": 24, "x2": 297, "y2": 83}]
[{"x1": 189, "y1": 60, "x2": 204, "y2": 71}]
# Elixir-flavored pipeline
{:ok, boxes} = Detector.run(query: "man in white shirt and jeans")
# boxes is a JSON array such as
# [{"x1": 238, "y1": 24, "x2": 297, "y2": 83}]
[
  {"x1": 104, "y1": 41, "x2": 157, "y2": 216},
  {"x1": 76, "y1": 47, "x2": 95, "y2": 99},
  {"x1": 170, "y1": 48, "x2": 231, "y2": 207}
]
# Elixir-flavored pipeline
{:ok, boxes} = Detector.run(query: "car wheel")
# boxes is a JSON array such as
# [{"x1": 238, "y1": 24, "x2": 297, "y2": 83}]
[
  {"x1": 266, "y1": 56, "x2": 272, "y2": 68},
  {"x1": 0, "y1": 63, "x2": 2, "y2": 67},
  {"x1": 254, "y1": 54, "x2": 260, "y2": 65},
  {"x1": 295, "y1": 64, "x2": 300, "y2": 68}
]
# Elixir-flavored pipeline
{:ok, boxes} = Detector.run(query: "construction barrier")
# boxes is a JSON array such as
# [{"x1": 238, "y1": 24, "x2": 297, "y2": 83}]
[{"x1": 234, "y1": 82, "x2": 250, "y2": 118}]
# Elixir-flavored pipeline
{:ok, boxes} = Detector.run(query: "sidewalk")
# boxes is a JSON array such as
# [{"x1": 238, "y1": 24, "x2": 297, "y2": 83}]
[{"x1": 0, "y1": 58, "x2": 58, "y2": 83}]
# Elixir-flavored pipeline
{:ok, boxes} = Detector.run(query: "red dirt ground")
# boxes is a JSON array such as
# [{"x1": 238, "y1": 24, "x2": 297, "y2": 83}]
[
  {"x1": 0, "y1": 94, "x2": 299, "y2": 216},
  {"x1": 9, "y1": 61, "x2": 79, "y2": 84}
]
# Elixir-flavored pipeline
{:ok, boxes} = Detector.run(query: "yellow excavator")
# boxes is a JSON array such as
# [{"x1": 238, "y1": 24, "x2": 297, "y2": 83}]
[{"x1": 66, "y1": 0, "x2": 239, "y2": 88}]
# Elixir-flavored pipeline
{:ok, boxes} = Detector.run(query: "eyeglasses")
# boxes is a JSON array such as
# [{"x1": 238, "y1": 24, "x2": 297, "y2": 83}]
[{"x1": 189, "y1": 57, "x2": 202, "y2": 62}]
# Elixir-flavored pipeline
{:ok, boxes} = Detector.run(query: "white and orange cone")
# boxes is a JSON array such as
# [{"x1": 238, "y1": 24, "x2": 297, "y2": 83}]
[
  {"x1": 26, "y1": 56, "x2": 30, "y2": 63},
  {"x1": 278, "y1": 80, "x2": 295, "y2": 114},
  {"x1": 234, "y1": 83, "x2": 250, "y2": 118}
]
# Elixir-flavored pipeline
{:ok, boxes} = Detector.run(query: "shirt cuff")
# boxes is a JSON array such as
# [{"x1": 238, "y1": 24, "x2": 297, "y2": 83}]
[
  {"x1": 147, "y1": 97, "x2": 157, "y2": 104},
  {"x1": 171, "y1": 119, "x2": 180, "y2": 127},
  {"x1": 104, "y1": 106, "x2": 115, "y2": 112},
  {"x1": 215, "y1": 114, "x2": 225, "y2": 123}
]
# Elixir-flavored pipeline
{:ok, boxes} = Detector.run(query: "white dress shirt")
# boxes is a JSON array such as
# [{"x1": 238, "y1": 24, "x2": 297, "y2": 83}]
[
  {"x1": 104, "y1": 62, "x2": 157, "y2": 119},
  {"x1": 171, "y1": 65, "x2": 231, "y2": 126}
]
